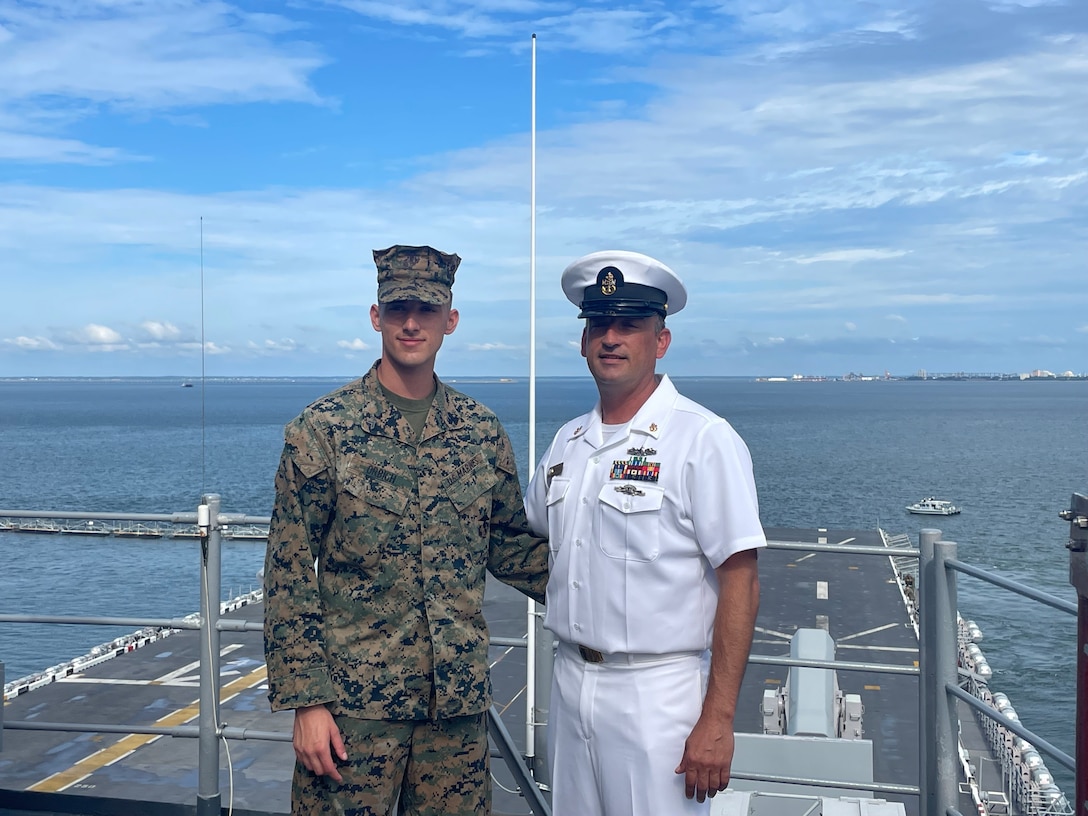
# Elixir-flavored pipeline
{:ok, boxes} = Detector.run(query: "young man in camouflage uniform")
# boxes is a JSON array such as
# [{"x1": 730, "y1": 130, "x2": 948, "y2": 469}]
[{"x1": 263, "y1": 244, "x2": 549, "y2": 815}]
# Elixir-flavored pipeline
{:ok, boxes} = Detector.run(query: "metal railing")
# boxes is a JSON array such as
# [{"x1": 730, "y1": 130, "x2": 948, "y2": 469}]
[
  {"x1": 2, "y1": 493, "x2": 1085, "y2": 816},
  {"x1": 0, "y1": 494, "x2": 548, "y2": 816}
]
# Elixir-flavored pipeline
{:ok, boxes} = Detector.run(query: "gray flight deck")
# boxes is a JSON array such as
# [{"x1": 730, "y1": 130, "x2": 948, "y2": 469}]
[{"x1": 0, "y1": 528, "x2": 993, "y2": 816}]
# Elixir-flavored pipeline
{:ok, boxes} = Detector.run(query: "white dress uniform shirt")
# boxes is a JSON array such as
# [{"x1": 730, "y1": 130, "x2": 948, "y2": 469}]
[{"x1": 526, "y1": 375, "x2": 766, "y2": 655}]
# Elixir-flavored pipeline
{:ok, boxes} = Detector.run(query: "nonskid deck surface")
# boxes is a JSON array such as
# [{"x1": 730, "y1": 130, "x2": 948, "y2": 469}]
[
  {"x1": 0, "y1": 578, "x2": 538, "y2": 816},
  {"x1": 1, "y1": 528, "x2": 985, "y2": 816},
  {"x1": 748, "y1": 527, "x2": 922, "y2": 815},
  {"x1": 0, "y1": 599, "x2": 295, "y2": 814}
]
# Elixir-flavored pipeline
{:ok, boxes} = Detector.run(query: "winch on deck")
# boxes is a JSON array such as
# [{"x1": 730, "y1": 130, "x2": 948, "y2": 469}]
[
  {"x1": 760, "y1": 628, "x2": 864, "y2": 740},
  {"x1": 721, "y1": 627, "x2": 878, "y2": 804}
]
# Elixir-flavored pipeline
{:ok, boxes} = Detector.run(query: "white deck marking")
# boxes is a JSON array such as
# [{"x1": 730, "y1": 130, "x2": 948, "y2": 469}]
[
  {"x1": 62, "y1": 670, "x2": 242, "y2": 687},
  {"x1": 754, "y1": 626, "x2": 793, "y2": 640},
  {"x1": 489, "y1": 645, "x2": 518, "y2": 669},
  {"x1": 59, "y1": 643, "x2": 244, "y2": 686},
  {"x1": 816, "y1": 581, "x2": 828, "y2": 599},
  {"x1": 837, "y1": 622, "x2": 899, "y2": 642},
  {"x1": 837, "y1": 644, "x2": 918, "y2": 653},
  {"x1": 152, "y1": 643, "x2": 244, "y2": 683},
  {"x1": 794, "y1": 553, "x2": 817, "y2": 563},
  {"x1": 837, "y1": 537, "x2": 856, "y2": 546}
]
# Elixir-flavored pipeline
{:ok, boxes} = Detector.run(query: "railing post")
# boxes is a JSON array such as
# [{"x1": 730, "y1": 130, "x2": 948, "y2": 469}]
[
  {"x1": 197, "y1": 494, "x2": 222, "y2": 816},
  {"x1": 918, "y1": 528, "x2": 942, "y2": 816},
  {"x1": 933, "y1": 539, "x2": 960, "y2": 816},
  {"x1": 532, "y1": 604, "x2": 554, "y2": 796},
  {"x1": 1062, "y1": 492, "x2": 1088, "y2": 816}
]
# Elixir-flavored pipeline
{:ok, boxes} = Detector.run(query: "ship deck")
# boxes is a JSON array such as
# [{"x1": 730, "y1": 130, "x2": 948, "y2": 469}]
[{"x1": 0, "y1": 528, "x2": 993, "y2": 816}]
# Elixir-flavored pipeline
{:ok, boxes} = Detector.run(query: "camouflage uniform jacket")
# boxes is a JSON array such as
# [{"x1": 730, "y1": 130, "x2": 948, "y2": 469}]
[{"x1": 263, "y1": 362, "x2": 548, "y2": 720}]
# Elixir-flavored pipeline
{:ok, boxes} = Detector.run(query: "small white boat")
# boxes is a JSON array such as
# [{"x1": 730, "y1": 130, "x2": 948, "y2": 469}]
[{"x1": 906, "y1": 497, "x2": 961, "y2": 515}]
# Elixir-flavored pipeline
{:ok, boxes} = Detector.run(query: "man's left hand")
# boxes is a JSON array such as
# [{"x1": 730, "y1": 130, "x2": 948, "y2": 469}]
[{"x1": 674, "y1": 715, "x2": 735, "y2": 802}]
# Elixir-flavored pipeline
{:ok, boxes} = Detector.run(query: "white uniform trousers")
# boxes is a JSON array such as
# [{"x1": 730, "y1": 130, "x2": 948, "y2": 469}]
[{"x1": 548, "y1": 641, "x2": 713, "y2": 816}]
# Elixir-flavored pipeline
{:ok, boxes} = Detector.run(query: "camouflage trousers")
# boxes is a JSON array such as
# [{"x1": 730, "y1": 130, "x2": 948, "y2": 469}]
[{"x1": 291, "y1": 711, "x2": 490, "y2": 816}]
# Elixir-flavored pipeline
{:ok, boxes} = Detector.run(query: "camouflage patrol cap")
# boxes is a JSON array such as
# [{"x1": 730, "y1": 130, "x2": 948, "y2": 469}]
[{"x1": 373, "y1": 245, "x2": 461, "y2": 305}]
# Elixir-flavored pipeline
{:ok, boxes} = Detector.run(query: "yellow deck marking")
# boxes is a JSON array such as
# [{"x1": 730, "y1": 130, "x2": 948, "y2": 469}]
[
  {"x1": 864, "y1": 685, "x2": 881, "y2": 691},
  {"x1": 30, "y1": 666, "x2": 267, "y2": 792}
]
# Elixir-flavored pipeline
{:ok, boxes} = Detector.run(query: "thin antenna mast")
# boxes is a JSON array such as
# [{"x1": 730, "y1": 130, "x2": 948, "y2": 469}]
[
  {"x1": 200, "y1": 217, "x2": 206, "y2": 493},
  {"x1": 525, "y1": 31, "x2": 540, "y2": 768},
  {"x1": 529, "y1": 33, "x2": 538, "y2": 496}
]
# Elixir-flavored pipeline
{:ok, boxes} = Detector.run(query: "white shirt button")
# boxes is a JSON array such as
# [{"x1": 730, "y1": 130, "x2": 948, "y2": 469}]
[
  {"x1": 574, "y1": 623, "x2": 582, "y2": 631},
  {"x1": 593, "y1": 456, "x2": 600, "y2": 464},
  {"x1": 576, "y1": 539, "x2": 583, "y2": 547},
  {"x1": 582, "y1": 497, "x2": 588, "y2": 505},
  {"x1": 572, "y1": 581, "x2": 580, "y2": 589}
]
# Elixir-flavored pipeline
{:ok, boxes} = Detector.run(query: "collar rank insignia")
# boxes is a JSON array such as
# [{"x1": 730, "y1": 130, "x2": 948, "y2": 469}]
[
  {"x1": 615, "y1": 484, "x2": 645, "y2": 496},
  {"x1": 610, "y1": 454, "x2": 661, "y2": 482},
  {"x1": 649, "y1": 423, "x2": 658, "y2": 432}
]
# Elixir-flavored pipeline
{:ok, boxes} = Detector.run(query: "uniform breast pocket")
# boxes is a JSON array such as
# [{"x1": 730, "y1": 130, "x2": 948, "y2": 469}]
[
  {"x1": 545, "y1": 477, "x2": 570, "y2": 553},
  {"x1": 444, "y1": 463, "x2": 498, "y2": 545},
  {"x1": 597, "y1": 483, "x2": 664, "y2": 562},
  {"x1": 336, "y1": 470, "x2": 410, "y2": 568}
]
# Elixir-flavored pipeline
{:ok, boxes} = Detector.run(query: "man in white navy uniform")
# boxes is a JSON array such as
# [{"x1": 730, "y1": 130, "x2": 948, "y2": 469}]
[{"x1": 525, "y1": 250, "x2": 765, "y2": 816}]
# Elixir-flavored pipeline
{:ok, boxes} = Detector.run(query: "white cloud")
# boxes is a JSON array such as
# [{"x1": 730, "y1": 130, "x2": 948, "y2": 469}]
[
  {"x1": 73, "y1": 323, "x2": 124, "y2": 345},
  {"x1": 844, "y1": 322, "x2": 857, "y2": 331},
  {"x1": 790, "y1": 249, "x2": 910, "y2": 265},
  {"x1": 262, "y1": 339, "x2": 299, "y2": 352},
  {"x1": 325, "y1": 1, "x2": 686, "y2": 51},
  {"x1": 0, "y1": 2, "x2": 325, "y2": 106},
  {"x1": 3, "y1": 334, "x2": 61, "y2": 350},
  {"x1": 889, "y1": 294, "x2": 998, "y2": 305},
  {"x1": 999, "y1": 151, "x2": 1050, "y2": 167},
  {"x1": 141, "y1": 320, "x2": 181, "y2": 341},
  {"x1": 1019, "y1": 334, "x2": 1067, "y2": 345},
  {"x1": 0, "y1": 1, "x2": 1085, "y2": 377},
  {"x1": 467, "y1": 342, "x2": 520, "y2": 351},
  {"x1": 337, "y1": 338, "x2": 371, "y2": 351},
  {"x1": 0, "y1": 1, "x2": 326, "y2": 165},
  {"x1": 0, "y1": 131, "x2": 136, "y2": 164}
]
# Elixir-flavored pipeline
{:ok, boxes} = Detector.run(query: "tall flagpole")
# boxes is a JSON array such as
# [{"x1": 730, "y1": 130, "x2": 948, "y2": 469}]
[{"x1": 526, "y1": 30, "x2": 539, "y2": 770}]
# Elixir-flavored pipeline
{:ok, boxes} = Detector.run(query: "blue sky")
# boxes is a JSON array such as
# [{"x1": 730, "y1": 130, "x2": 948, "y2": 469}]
[{"x1": 1, "y1": 0, "x2": 1085, "y2": 379}]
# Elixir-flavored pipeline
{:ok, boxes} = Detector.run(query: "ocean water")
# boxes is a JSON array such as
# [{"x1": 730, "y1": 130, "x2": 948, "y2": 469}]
[{"x1": 1, "y1": 375, "x2": 1084, "y2": 792}]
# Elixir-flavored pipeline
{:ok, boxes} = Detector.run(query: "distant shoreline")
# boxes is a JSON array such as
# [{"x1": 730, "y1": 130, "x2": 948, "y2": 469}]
[
  {"x1": 754, "y1": 374, "x2": 1088, "y2": 382},
  {"x1": 1, "y1": 374, "x2": 1086, "y2": 384}
]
